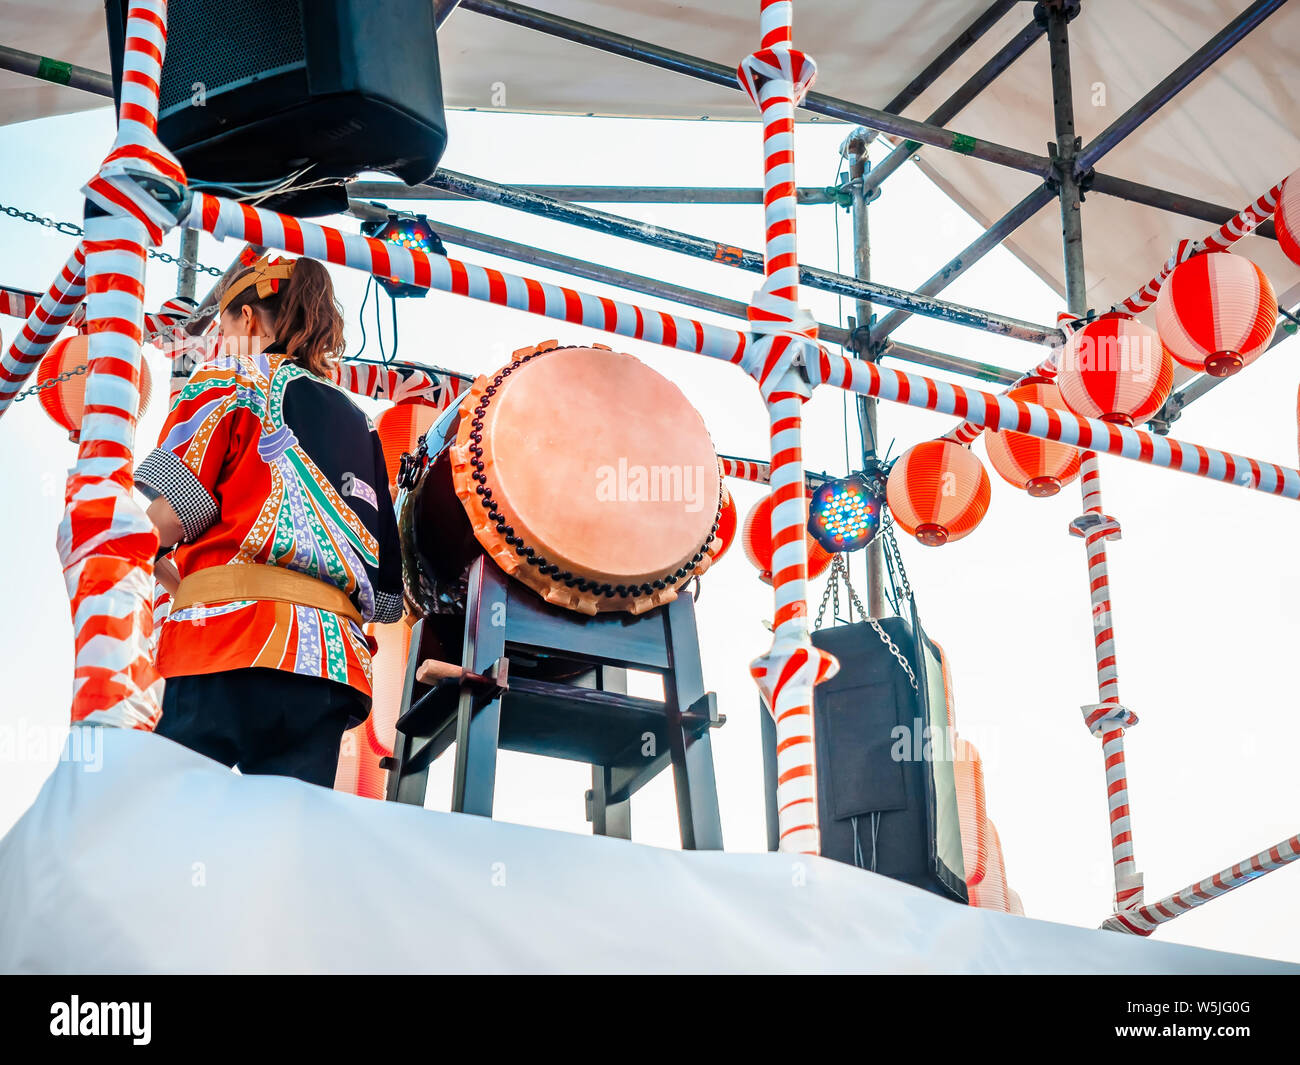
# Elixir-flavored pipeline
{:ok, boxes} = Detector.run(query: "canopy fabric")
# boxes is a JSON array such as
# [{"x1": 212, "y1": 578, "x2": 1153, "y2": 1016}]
[
  {"x1": 1, "y1": 0, "x2": 1297, "y2": 324},
  {"x1": 2, "y1": 727, "x2": 1295, "y2": 973}
]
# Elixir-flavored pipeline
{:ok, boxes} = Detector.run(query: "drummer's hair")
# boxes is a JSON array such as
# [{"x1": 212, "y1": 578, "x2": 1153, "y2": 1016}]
[{"x1": 220, "y1": 257, "x2": 344, "y2": 378}]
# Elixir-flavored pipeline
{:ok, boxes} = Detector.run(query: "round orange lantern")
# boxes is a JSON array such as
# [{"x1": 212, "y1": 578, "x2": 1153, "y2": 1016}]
[
  {"x1": 886, "y1": 439, "x2": 990, "y2": 547},
  {"x1": 742, "y1": 491, "x2": 832, "y2": 584},
  {"x1": 1154, "y1": 251, "x2": 1277, "y2": 377},
  {"x1": 1275, "y1": 170, "x2": 1300, "y2": 267},
  {"x1": 984, "y1": 381, "x2": 1081, "y2": 497},
  {"x1": 1055, "y1": 311, "x2": 1173, "y2": 425},
  {"x1": 707, "y1": 483, "x2": 738, "y2": 562},
  {"x1": 375, "y1": 401, "x2": 439, "y2": 496},
  {"x1": 36, "y1": 333, "x2": 152, "y2": 442}
]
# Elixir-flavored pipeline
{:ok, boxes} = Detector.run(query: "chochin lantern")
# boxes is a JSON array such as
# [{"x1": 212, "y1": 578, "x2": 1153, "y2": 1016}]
[
  {"x1": 1154, "y1": 250, "x2": 1277, "y2": 377},
  {"x1": 984, "y1": 381, "x2": 1081, "y2": 497},
  {"x1": 1055, "y1": 311, "x2": 1173, "y2": 426},
  {"x1": 707, "y1": 483, "x2": 738, "y2": 562},
  {"x1": 375, "y1": 401, "x2": 439, "y2": 497},
  {"x1": 886, "y1": 439, "x2": 990, "y2": 546},
  {"x1": 36, "y1": 333, "x2": 152, "y2": 442},
  {"x1": 742, "y1": 491, "x2": 832, "y2": 584},
  {"x1": 1275, "y1": 170, "x2": 1300, "y2": 267}
]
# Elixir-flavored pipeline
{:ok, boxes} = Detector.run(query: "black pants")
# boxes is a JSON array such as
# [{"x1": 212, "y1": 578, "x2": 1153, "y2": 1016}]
[{"x1": 157, "y1": 668, "x2": 368, "y2": 787}]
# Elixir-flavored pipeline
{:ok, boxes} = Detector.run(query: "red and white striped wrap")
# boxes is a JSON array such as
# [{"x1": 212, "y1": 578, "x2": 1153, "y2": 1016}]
[
  {"x1": 0, "y1": 285, "x2": 40, "y2": 322},
  {"x1": 809, "y1": 349, "x2": 1300, "y2": 501},
  {"x1": 184, "y1": 193, "x2": 750, "y2": 366},
  {"x1": 1115, "y1": 181, "x2": 1284, "y2": 317},
  {"x1": 1104, "y1": 832, "x2": 1300, "y2": 935},
  {"x1": 0, "y1": 244, "x2": 87, "y2": 415},
  {"x1": 332, "y1": 360, "x2": 468, "y2": 410},
  {"x1": 720, "y1": 456, "x2": 772, "y2": 484},
  {"x1": 943, "y1": 315, "x2": 1075, "y2": 446},
  {"x1": 736, "y1": 0, "x2": 837, "y2": 856},
  {"x1": 58, "y1": 0, "x2": 181, "y2": 729},
  {"x1": 1072, "y1": 453, "x2": 1143, "y2": 911}
]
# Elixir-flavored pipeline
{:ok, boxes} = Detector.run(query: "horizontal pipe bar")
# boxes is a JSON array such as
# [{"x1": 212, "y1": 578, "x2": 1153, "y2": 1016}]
[
  {"x1": 880, "y1": 340, "x2": 1022, "y2": 386},
  {"x1": 370, "y1": 168, "x2": 1060, "y2": 345},
  {"x1": 1075, "y1": 0, "x2": 1286, "y2": 176},
  {"x1": 863, "y1": 18, "x2": 1045, "y2": 198},
  {"x1": 457, "y1": 0, "x2": 1056, "y2": 179},
  {"x1": 1088, "y1": 172, "x2": 1278, "y2": 241},
  {"x1": 349, "y1": 180, "x2": 836, "y2": 205},
  {"x1": 0, "y1": 43, "x2": 113, "y2": 97}
]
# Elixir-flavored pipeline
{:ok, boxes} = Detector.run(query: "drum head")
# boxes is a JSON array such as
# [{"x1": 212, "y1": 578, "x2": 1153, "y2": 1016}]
[{"x1": 450, "y1": 342, "x2": 723, "y2": 614}]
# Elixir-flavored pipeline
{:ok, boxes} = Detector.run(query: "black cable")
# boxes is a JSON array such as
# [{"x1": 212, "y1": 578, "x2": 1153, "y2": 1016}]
[
  {"x1": 373, "y1": 277, "x2": 387, "y2": 362},
  {"x1": 389, "y1": 291, "x2": 399, "y2": 361},
  {"x1": 356, "y1": 276, "x2": 372, "y2": 359}
]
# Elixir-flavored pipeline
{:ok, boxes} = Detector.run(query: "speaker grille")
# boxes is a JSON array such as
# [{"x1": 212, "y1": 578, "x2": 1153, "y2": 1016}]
[{"x1": 158, "y1": 0, "x2": 306, "y2": 116}]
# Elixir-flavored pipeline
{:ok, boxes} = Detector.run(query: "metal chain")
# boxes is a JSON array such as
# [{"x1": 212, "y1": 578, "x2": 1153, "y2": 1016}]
[
  {"x1": 0, "y1": 203, "x2": 222, "y2": 276},
  {"x1": 812, "y1": 550, "x2": 917, "y2": 690},
  {"x1": 881, "y1": 512, "x2": 914, "y2": 602},
  {"x1": 11, "y1": 360, "x2": 89, "y2": 402}
]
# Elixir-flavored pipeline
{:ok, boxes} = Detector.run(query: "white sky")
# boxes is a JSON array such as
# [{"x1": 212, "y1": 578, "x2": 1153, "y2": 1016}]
[{"x1": 1, "y1": 104, "x2": 1297, "y2": 965}]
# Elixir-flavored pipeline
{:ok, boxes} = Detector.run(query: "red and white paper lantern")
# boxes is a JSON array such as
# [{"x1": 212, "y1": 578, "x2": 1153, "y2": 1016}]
[
  {"x1": 742, "y1": 492, "x2": 832, "y2": 584},
  {"x1": 1056, "y1": 312, "x2": 1173, "y2": 426},
  {"x1": 886, "y1": 439, "x2": 991, "y2": 547},
  {"x1": 1154, "y1": 251, "x2": 1277, "y2": 378},
  {"x1": 707, "y1": 483, "x2": 739, "y2": 562},
  {"x1": 36, "y1": 333, "x2": 152, "y2": 442},
  {"x1": 984, "y1": 381, "x2": 1082, "y2": 497},
  {"x1": 1275, "y1": 170, "x2": 1300, "y2": 267}
]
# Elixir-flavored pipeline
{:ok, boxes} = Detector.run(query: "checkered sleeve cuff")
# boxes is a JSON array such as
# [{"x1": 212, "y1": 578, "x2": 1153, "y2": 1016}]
[
  {"x1": 373, "y1": 589, "x2": 405, "y2": 625},
  {"x1": 134, "y1": 448, "x2": 219, "y2": 543}
]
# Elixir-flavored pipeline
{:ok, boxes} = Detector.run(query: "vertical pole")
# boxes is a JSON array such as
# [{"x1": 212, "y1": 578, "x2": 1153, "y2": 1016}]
[
  {"x1": 176, "y1": 226, "x2": 199, "y2": 301},
  {"x1": 739, "y1": 0, "x2": 838, "y2": 855},
  {"x1": 1044, "y1": 0, "x2": 1087, "y2": 314},
  {"x1": 1044, "y1": 0, "x2": 1144, "y2": 913},
  {"x1": 845, "y1": 128, "x2": 886, "y2": 617}
]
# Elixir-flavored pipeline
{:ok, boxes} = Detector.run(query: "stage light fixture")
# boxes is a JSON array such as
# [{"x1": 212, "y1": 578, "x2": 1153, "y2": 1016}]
[
  {"x1": 361, "y1": 212, "x2": 447, "y2": 298},
  {"x1": 808, "y1": 470, "x2": 884, "y2": 553}
]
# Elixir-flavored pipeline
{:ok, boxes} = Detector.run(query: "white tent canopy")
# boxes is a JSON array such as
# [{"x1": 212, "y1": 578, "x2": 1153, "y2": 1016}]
[{"x1": 1, "y1": 0, "x2": 1296, "y2": 324}]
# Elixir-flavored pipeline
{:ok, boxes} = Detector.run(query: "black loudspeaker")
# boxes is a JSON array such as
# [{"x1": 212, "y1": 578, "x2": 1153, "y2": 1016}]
[
  {"x1": 762, "y1": 615, "x2": 968, "y2": 902},
  {"x1": 105, "y1": 0, "x2": 448, "y2": 216}
]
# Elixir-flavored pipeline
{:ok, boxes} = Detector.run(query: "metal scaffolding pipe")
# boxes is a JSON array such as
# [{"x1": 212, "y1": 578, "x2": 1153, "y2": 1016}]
[
  {"x1": 1089, "y1": 172, "x2": 1279, "y2": 240},
  {"x1": 372, "y1": 168, "x2": 1060, "y2": 345},
  {"x1": 1046, "y1": 2, "x2": 1087, "y2": 313},
  {"x1": 0, "y1": 43, "x2": 113, "y2": 98},
  {"x1": 349, "y1": 180, "x2": 835, "y2": 205},
  {"x1": 1075, "y1": 0, "x2": 1287, "y2": 176},
  {"x1": 862, "y1": 18, "x2": 1045, "y2": 198}
]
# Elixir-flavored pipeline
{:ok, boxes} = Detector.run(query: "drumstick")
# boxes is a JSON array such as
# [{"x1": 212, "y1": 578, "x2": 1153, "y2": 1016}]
[{"x1": 415, "y1": 659, "x2": 465, "y2": 685}]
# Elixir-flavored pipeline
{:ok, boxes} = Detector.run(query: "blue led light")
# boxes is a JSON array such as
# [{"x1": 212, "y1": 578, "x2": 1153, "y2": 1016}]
[{"x1": 808, "y1": 473, "x2": 883, "y2": 553}]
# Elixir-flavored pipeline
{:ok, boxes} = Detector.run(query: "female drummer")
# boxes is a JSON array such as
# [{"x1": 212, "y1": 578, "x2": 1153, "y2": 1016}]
[{"x1": 134, "y1": 254, "x2": 405, "y2": 786}]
